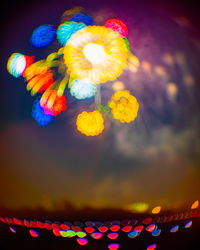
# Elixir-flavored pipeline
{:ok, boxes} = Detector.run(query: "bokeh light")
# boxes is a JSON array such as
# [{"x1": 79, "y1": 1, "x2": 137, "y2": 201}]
[
  {"x1": 128, "y1": 231, "x2": 140, "y2": 238},
  {"x1": 71, "y1": 13, "x2": 93, "y2": 25},
  {"x1": 170, "y1": 225, "x2": 179, "y2": 233},
  {"x1": 134, "y1": 225, "x2": 143, "y2": 232},
  {"x1": 57, "y1": 21, "x2": 86, "y2": 46},
  {"x1": 184, "y1": 220, "x2": 192, "y2": 229},
  {"x1": 77, "y1": 237, "x2": 88, "y2": 246},
  {"x1": 152, "y1": 206, "x2": 161, "y2": 214},
  {"x1": 110, "y1": 225, "x2": 120, "y2": 232},
  {"x1": 122, "y1": 226, "x2": 132, "y2": 232},
  {"x1": 191, "y1": 200, "x2": 199, "y2": 209},
  {"x1": 112, "y1": 81, "x2": 125, "y2": 91},
  {"x1": 127, "y1": 202, "x2": 149, "y2": 213},
  {"x1": 91, "y1": 232, "x2": 103, "y2": 239},
  {"x1": 104, "y1": 19, "x2": 128, "y2": 37},
  {"x1": 53, "y1": 228, "x2": 61, "y2": 237},
  {"x1": 7, "y1": 53, "x2": 26, "y2": 78},
  {"x1": 98, "y1": 226, "x2": 108, "y2": 233},
  {"x1": 32, "y1": 97, "x2": 54, "y2": 126},
  {"x1": 109, "y1": 90, "x2": 139, "y2": 123},
  {"x1": 151, "y1": 228, "x2": 161, "y2": 237},
  {"x1": 10, "y1": 226, "x2": 16, "y2": 233},
  {"x1": 29, "y1": 229, "x2": 39, "y2": 237},
  {"x1": 107, "y1": 232, "x2": 119, "y2": 240},
  {"x1": 69, "y1": 78, "x2": 97, "y2": 100},
  {"x1": 108, "y1": 243, "x2": 120, "y2": 250},
  {"x1": 146, "y1": 224, "x2": 156, "y2": 232},
  {"x1": 147, "y1": 243, "x2": 157, "y2": 250},
  {"x1": 76, "y1": 231, "x2": 87, "y2": 238},
  {"x1": 76, "y1": 110, "x2": 104, "y2": 136},
  {"x1": 30, "y1": 25, "x2": 56, "y2": 48}
]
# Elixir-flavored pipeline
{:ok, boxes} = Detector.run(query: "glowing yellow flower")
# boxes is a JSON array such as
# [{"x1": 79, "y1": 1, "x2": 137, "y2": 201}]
[
  {"x1": 109, "y1": 90, "x2": 139, "y2": 123},
  {"x1": 76, "y1": 110, "x2": 104, "y2": 136},
  {"x1": 63, "y1": 26, "x2": 129, "y2": 84}
]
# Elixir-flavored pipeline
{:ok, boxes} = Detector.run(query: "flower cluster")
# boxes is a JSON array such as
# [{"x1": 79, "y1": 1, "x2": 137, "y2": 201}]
[
  {"x1": 7, "y1": 7, "x2": 140, "y2": 135},
  {"x1": 76, "y1": 110, "x2": 104, "y2": 136},
  {"x1": 40, "y1": 90, "x2": 67, "y2": 116},
  {"x1": 109, "y1": 90, "x2": 139, "y2": 123},
  {"x1": 64, "y1": 25, "x2": 129, "y2": 84}
]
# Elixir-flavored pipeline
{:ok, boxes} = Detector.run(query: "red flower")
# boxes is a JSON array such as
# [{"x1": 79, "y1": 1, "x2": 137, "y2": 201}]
[{"x1": 40, "y1": 90, "x2": 67, "y2": 116}]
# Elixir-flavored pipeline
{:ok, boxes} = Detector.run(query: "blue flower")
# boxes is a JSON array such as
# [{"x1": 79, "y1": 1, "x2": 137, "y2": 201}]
[
  {"x1": 57, "y1": 21, "x2": 86, "y2": 46},
  {"x1": 32, "y1": 98, "x2": 54, "y2": 126},
  {"x1": 30, "y1": 25, "x2": 57, "y2": 48},
  {"x1": 71, "y1": 13, "x2": 93, "y2": 26}
]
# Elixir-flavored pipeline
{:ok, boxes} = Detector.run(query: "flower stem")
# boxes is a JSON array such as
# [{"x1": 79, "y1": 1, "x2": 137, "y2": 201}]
[{"x1": 95, "y1": 84, "x2": 101, "y2": 107}]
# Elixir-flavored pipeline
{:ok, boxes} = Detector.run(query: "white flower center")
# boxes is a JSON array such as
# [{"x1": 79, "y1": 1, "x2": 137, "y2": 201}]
[{"x1": 83, "y1": 43, "x2": 107, "y2": 64}]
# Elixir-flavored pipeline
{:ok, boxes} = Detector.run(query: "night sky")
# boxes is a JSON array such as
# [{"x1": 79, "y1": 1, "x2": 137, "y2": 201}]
[{"x1": 1, "y1": 0, "x2": 200, "y2": 215}]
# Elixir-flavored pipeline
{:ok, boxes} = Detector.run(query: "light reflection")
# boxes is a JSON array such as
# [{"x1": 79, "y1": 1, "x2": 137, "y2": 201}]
[
  {"x1": 122, "y1": 225, "x2": 132, "y2": 232},
  {"x1": 108, "y1": 243, "x2": 120, "y2": 250},
  {"x1": 162, "y1": 53, "x2": 174, "y2": 65},
  {"x1": 128, "y1": 231, "x2": 141, "y2": 238},
  {"x1": 167, "y1": 82, "x2": 178, "y2": 101},
  {"x1": 134, "y1": 225, "x2": 143, "y2": 232},
  {"x1": 53, "y1": 227, "x2": 61, "y2": 236},
  {"x1": 191, "y1": 200, "x2": 199, "y2": 209},
  {"x1": 77, "y1": 237, "x2": 88, "y2": 246},
  {"x1": 91, "y1": 232, "x2": 103, "y2": 239},
  {"x1": 127, "y1": 202, "x2": 149, "y2": 213},
  {"x1": 170, "y1": 225, "x2": 179, "y2": 233},
  {"x1": 76, "y1": 231, "x2": 87, "y2": 238},
  {"x1": 154, "y1": 65, "x2": 168, "y2": 79},
  {"x1": 107, "y1": 232, "x2": 119, "y2": 240},
  {"x1": 146, "y1": 224, "x2": 156, "y2": 232},
  {"x1": 98, "y1": 226, "x2": 108, "y2": 233},
  {"x1": 151, "y1": 228, "x2": 161, "y2": 236},
  {"x1": 110, "y1": 225, "x2": 120, "y2": 232},
  {"x1": 10, "y1": 226, "x2": 16, "y2": 233},
  {"x1": 184, "y1": 220, "x2": 192, "y2": 228},
  {"x1": 147, "y1": 243, "x2": 157, "y2": 250},
  {"x1": 152, "y1": 206, "x2": 161, "y2": 214},
  {"x1": 85, "y1": 227, "x2": 95, "y2": 233},
  {"x1": 142, "y1": 217, "x2": 152, "y2": 225},
  {"x1": 29, "y1": 229, "x2": 39, "y2": 237},
  {"x1": 141, "y1": 60, "x2": 152, "y2": 73},
  {"x1": 112, "y1": 81, "x2": 125, "y2": 91},
  {"x1": 184, "y1": 74, "x2": 195, "y2": 86}
]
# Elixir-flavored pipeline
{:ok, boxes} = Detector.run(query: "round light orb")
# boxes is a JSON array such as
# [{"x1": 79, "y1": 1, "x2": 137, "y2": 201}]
[
  {"x1": 83, "y1": 43, "x2": 107, "y2": 64},
  {"x1": 70, "y1": 78, "x2": 97, "y2": 100},
  {"x1": 7, "y1": 53, "x2": 26, "y2": 78}
]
